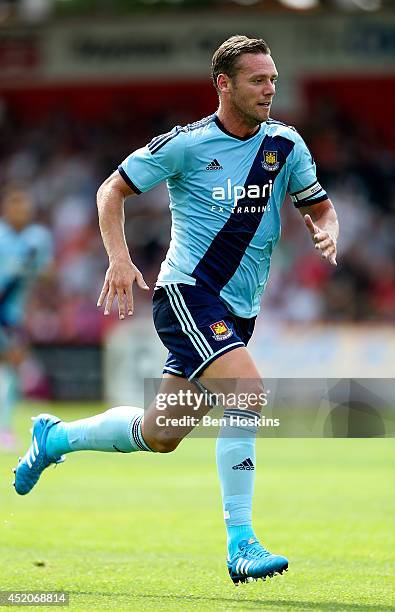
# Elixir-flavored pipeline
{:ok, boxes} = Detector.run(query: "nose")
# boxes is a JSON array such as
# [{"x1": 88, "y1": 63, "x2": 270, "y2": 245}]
[{"x1": 264, "y1": 81, "x2": 275, "y2": 96}]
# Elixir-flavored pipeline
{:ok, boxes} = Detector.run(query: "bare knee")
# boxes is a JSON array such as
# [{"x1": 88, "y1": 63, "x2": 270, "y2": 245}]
[
  {"x1": 203, "y1": 379, "x2": 267, "y2": 413},
  {"x1": 240, "y1": 381, "x2": 266, "y2": 413}
]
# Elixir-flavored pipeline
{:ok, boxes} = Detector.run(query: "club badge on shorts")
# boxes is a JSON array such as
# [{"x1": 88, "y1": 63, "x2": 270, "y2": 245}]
[
  {"x1": 262, "y1": 150, "x2": 279, "y2": 171},
  {"x1": 210, "y1": 320, "x2": 233, "y2": 341}
]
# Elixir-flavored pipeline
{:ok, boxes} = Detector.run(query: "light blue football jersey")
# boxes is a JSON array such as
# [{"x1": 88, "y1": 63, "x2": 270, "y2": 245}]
[
  {"x1": 0, "y1": 220, "x2": 53, "y2": 326},
  {"x1": 119, "y1": 114, "x2": 327, "y2": 318}
]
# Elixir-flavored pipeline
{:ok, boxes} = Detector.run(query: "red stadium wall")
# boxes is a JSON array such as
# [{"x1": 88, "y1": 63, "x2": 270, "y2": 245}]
[
  {"x1": 2, "y1": 77, "x2": 394, "y2": 149},
  {"x1": 303, "y1": 76, "x2": 395, "y2": 151},
  {"x1": 0, "y1": 81, "x2": 217, "y2": 124}
]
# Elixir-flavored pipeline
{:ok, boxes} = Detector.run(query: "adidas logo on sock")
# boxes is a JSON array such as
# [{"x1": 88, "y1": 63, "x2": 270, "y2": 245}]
[
  {"x1": 206, "y1": 158, "x2": 223, "y2": 170},
  {"x1": 232, "y1": 457, "x2": 255, "y2": 471}
]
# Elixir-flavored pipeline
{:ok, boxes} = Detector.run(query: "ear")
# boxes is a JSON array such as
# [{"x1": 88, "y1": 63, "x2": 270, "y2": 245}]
[{"x1": 217, "y1": 73, "x2": 232, "y2": 94}]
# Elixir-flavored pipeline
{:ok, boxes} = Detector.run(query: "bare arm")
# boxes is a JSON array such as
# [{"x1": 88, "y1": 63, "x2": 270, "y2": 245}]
[
  {"x1": 96, "y1": 171, "x2": 149, "y2": 319},
  {"x1": 298, "y1": 198, "x2": 339, "y2": 266}
]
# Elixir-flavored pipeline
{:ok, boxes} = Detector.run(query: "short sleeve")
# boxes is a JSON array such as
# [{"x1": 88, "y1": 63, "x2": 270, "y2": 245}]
[
  {"x1": 118, "y1": 126, "x2": 187, "y2": 194},
  {"x1": 287, "y1": 132, "x2": 328, "y2": 208}
]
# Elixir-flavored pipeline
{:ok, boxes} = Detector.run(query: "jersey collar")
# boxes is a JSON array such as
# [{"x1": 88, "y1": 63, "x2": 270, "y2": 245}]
[{"x1": 214, "y1": 115, "x2": 263, "y2": 141}]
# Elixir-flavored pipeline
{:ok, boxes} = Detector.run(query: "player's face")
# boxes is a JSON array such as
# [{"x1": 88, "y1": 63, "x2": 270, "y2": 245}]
[
  {"x1": 2, "y1": 190, "x2": 34, "y2": 230},
  {"x1": 228, "y1": 53, "x2": 278, "y2": 126}
]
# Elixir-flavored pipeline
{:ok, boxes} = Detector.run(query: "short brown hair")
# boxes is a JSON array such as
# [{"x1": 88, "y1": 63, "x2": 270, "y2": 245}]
[{"x1": 211, "y1": 35, "x2": 271, "y2": 90}]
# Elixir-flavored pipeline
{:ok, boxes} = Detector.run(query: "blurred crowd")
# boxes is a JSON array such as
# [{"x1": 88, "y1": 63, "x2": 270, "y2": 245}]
[
  {"x1": 267, "y1": 101, "x2": 395, "y2": 323},
  {"x1": 0, "y1": 98, "x2": 394, "y2": 348}
]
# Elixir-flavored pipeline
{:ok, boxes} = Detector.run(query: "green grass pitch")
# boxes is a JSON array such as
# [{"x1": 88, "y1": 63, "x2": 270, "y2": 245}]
[{"x1": 1, "y1": 403, "x2": 394, "y2": 611}]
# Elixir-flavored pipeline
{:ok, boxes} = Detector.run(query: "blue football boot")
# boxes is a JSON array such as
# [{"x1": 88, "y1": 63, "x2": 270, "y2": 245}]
[
  {"x1": 13, "y1": 414, "x2": 65, "y2": 495},
  {"x1": 228, "y1": 538, "x2": 288, "y2": 585}
]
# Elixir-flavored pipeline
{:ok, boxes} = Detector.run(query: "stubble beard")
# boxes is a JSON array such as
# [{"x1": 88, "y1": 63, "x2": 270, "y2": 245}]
[{"x1": 230, "y1": 96, "x2": 264, "y2": 130}]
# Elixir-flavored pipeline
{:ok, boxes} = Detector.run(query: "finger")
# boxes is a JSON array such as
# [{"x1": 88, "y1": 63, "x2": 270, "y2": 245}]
[
  {"x1": 322, "y1": 244, "x2": 336, "y2": 257},
  {"x1": 313, "y1": 232, "x2": 328, "y2": 244},
  {"x1": 304, "y1": 214, "x2": 318, "y2": 236},
  {"x1": 135, "y1": 271, "x2": 150, "y2": 291},
  {"x1": 315, "y1": 237, "x2": 333, "y2": 251},
  {"x1": 104, "y1": 286, "x2": 116, "y2": 315},
  {"x1": 117, "y1": 288, "x2": 126, "y2": 320},
  {"x1": 322, "y1": 246, "x2": 337, "y2": 263},
  {"x1": 322, "y1": 246, "x2": 337, "y2": 265},
  {"x1": 97, "y1": 280, "x2": 109, "y2": 307},
  {"x1": 126, "y1": 284, "x2": 134, "y2": 316}
]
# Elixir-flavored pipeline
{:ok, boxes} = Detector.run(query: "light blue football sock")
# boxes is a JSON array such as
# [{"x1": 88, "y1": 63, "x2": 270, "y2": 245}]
[
  {"x1": 46, "y1": 406, "x2": 154, "y2": 458},
  {"x1": 0, "y1": 365, "x2": 19, "y2": 430},
  {"x1": 216, "y1": 408, "x2": 260, "y2": 559}
]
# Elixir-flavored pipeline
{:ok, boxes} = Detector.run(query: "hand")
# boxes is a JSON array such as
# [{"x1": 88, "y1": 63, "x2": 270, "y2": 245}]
[
  {"x1": 304, "y1": 214, "x2": 337, "y2": 266},
  {"x1": 97, "y1": 259, "x2": 149, "y2": 319}
]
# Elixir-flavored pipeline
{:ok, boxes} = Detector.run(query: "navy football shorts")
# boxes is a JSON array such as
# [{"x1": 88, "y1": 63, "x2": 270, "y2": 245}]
[{"x1": 152, "y1": 283, "x2": 256, "y2": 380}]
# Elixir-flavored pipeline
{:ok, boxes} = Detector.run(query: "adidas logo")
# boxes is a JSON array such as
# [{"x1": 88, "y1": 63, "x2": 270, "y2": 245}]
[
  {"x1": 232, "y1": 457, "x2": 254, "y2": 471},
  {"x1": 206, "y1": 158, "x2": 223, "y2": 171}
]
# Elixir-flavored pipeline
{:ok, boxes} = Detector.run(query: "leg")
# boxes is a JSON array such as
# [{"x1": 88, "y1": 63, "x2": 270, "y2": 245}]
[
  {"x1": 0, "y1": 337, "x2": 25, "y2": 451},
  {"x1": 149, "y1": 283, "x2": 287, "y2": 579},
  {"x1": 204, "y1": 347, "x2": 262, "y2": 555},
  {"x1": 45, "y1": 373, "x2": 211, "y2": 457},
  {"x1": 202, "y1": 347, "x2": 289, "y2": 583},
  {"x1": 13, "y1": 373, "x2": 210, "y2": 495},
  {"x1": 142, "y1": 374, "x2": 213, "y2": 453},
  {"x1": 0, "y1": 360, "x2": 19, "y2": 450}
]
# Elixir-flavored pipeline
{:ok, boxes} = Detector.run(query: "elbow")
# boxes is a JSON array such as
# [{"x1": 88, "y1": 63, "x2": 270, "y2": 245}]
[
  {"x1": 96, "y1": 175, "x2": 112, "y2": 205},
  {"x1": 96, "y1": 170, "x2": 132, "y2": 209},
  {"x1": 96, "y1": 173, "x2": 124, "y2": 214}
]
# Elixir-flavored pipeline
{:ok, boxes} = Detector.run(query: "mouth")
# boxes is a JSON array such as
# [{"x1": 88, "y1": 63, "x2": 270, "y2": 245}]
[{"x1": 258, "y1": 102, "x2": 271, "y2": 108}]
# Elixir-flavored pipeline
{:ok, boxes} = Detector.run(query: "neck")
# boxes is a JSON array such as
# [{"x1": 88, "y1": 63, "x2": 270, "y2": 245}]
[
  {"x1": 216, "y1": 103, "x2": 260, "y2": 139},
  {"x1": 7, "y1": 221, "x2": 25, "y2": 232}
]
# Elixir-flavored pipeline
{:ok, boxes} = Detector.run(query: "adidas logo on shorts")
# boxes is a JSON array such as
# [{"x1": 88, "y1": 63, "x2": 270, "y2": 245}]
[
  {"x1": 232, "y1": 457, "x2": 255, "y2": 471},
  {"x1": 206, "y1": 158, "x2": 223, "y2": 171}
]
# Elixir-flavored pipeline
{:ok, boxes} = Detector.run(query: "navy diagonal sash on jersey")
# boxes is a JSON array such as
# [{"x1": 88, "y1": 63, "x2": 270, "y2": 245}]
[
  {"x1": 0, "y1": 278, "x2": 22, "y2": 309},
  {"x1": 192, "y1": 135, "x2": 295, "y2": 293}
]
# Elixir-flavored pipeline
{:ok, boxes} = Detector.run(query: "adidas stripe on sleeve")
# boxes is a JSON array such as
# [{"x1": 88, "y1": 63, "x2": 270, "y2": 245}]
[
  {"x1": 287, "y1": 131, "x2": 328, "y2": 208},
  {"x1": 118, "y1": 126, "x2": 187, "y2": 194}
]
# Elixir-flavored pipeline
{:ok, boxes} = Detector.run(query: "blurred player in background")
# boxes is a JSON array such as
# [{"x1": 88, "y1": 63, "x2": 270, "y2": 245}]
[
  {"x1": 0, "y1": 184, "x2": 53, "y2": 451},
  {"x1": 15, "y1": 36, "x2": 338, "y2": 585}
]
